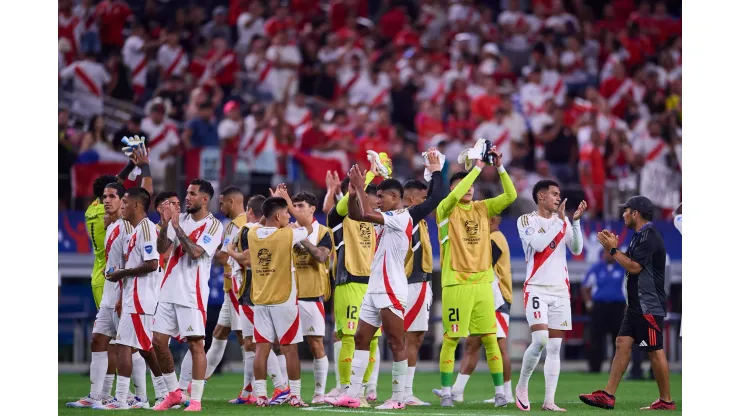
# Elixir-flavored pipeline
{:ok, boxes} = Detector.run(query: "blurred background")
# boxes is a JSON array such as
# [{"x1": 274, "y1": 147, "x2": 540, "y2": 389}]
[{"x1": 59, "y1": 0, "x2": 682, "y2": 376}]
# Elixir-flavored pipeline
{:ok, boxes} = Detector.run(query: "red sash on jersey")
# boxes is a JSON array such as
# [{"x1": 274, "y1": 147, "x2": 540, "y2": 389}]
[
  {"x1": 131, "y1": 58, "x2": 147, "y2": 82},
  {"x1": 430, "y1": 80, "x2": 445, "y2": 104},
  {"x1": 291, "y1": 111, "x2": 312, "y2": 130},
  {"x1": 340, "y1": 72, "x2": 360, "y2": 95},
  {"x1": 494, "y1": 129, "x2": 510, "y2": 148},
  {"x1": 147, "y1": 124, "x2": 175, "y2": 149},
  {"x1": 523, "y1": 221, "x2": 567, "y2": 293},
  {"x1": 370, "y1": 89, "x2": 388, "y2": 107},
  {"x1": 251, "y1": 130, "x2": 271, "y2": 158},
  {"x1": 607, "y1": 78, "x2": 633, "y2": 109},
  {"x1": 105, "y1": 224, "x2": 121, "y2": 262},
  {"x1": 258, "y1": 61, "x2": 272, "y2": 83},
  {"x1": 74, "y1": 66, "x2": 101, "y2": 96},
  {"x1": 165, "y1": 48, "x2": 185, "y2": 77},
  {"x1": 645, "y1": 140, "x2": 666, "y2": 162},
  {"x1": 161, "y1": 223, "x2": 208, "y2": 289}
]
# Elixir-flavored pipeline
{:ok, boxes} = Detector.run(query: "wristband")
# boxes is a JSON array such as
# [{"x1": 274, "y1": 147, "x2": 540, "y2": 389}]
[
  {"x1": 609, "y1": 247, "x2": 617, "y2": 256},
  {"x1": 117, "y1": 161, "x2": 136, "y2": 180},
  {"x1": 139, "y1": 163, "x2": 151, "y2": 178}
]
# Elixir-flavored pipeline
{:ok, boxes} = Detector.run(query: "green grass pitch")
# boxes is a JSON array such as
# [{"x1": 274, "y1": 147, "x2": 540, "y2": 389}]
[{"x1": 59, "y1": 370, "x2": 681, "y2": 415}]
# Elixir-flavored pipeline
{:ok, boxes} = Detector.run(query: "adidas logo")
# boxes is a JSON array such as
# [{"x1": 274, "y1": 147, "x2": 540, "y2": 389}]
[
  {"x1": 316, "y1": 382, "x2": 322, "y2": 387},
  {"x1": 489, "y1": 356, "x2": 500, "y2": 361},
  {"x1": 186, "y1": 325, "x2": 193, "y2": 332},
  {"x1": 442, "y1": 359, "x2": 453, "y2": 364},
  {"x1": 392, "y1": 380, "x2": 399, "y2": 385},
  {"x1": 561, "y1": 321, "x2": 568, "y2": 327},
  {"x1": 351, "y1": 371, "x2": 356, "y2": 376},
  {"x1": 639, "y1": 340, "x2": 648, "y2": 347},
  {"x1": 342, "y1": 358, "x2": 353, "y2": 363},
  {"x1": 308, "y1": 326, "x2": 315, "y2": 332}
]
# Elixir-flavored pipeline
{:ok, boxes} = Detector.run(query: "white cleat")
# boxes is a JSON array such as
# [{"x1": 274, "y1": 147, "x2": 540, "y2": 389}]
[
  {"x1": 432, "y1": 388, "x2": 464, "y2": 403},
  {"x1": 542, "y1": 402, "x2": 567, "y2": 412},
  {"x1": 311, "y1": 394, "x2": 325, "y2": 404},
  {"x1": 128, "y1": 396, "x2": 150, "y2": 409},
  {"x1": 404, "y1": 395, "x2": 431, "y2": 406},
  {"x1": 92, "y1": 397, "x2": 130, "y2": 410},
  {"x1": 66, "y1": 395, "x2": 102, "y2": 408},
  {"x1": 375, "y1": 399, "x2": 405, "y2": 409}
]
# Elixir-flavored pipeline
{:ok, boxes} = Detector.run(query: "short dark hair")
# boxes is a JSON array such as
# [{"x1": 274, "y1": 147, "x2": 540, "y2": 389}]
[
  {"x1": 262, "y1": 196, "x2": 288, "y2": 218},
  {"x1": 366, "y1": 184, "x2": 378, "y2": 196},
  {"x1": 376, "y1": 179, "x2": 404, "y2": 198},
  {"x1": 190, "y1": 178, "x2": 215, "y2": 199},
  {"x1": 93, "y1": 175, "x2": 119, "y2": 199},
  {"x1": 449, "y1": 170, "x2": 469, "y2": 186},
  {"x1": 532, "y1": 180, "x2": 560, "y2": 203},
  {"x1": 247, "y1": 195, "x2": 266, "y2": 217},
  {"x1": 403, "y1": 179, "x2": 428, "y2": 192},
  {"x1": 637, "y1": 209, "x2": 654, "y2": 221},
  {"x1": 105, "y1": 182, "x2": 126, "y2": 198},
  {"x1": 292, "y1": 192, "x2": 318, "y2": 207},
  {"x1": 154, "y1": 191, "x2": 178, "y2": 209},
  {"x1": 220, "y1": 186, "x2": 243, "y2": 197},
  {"x1": 126, "y1": 187, "x2": 151, "y2": 212},
  {"x1": 340, "y1": 177, "x2": 350, "y2": 194}
]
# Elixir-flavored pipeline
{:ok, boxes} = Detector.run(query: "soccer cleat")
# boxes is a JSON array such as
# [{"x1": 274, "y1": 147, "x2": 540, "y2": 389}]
[
  {"x1": 640, "y1": 399, "x2": 676, "y2": 410},
  {"x1": 440, "y1": 394, "x2": 455, "y2": 407},
  {"x1": 433, "y1": 388, "x2": 463, "y2": 403},
  {"x1": 375, "y1": 399, "x2": 405, "y2": 409},
  {"x1": 483, "y1": 393, "x2": 508, "y2": 407},
  {"x1": 579, "y1": 390, "x2": 616, "y2": 410},
  {"x1": 180, "y1": 388, "x2": 191, "y2": 407},
  {"x1": 516, "y1": 385, "x2": 531, "y2": 411},
  {"x1": 256, "y1": 396, "x2": 270, "y2": 407},
  {"x1": 66, "y1": 395, "x2": 101, "y2": 408},
  {"x1": 366, "y1": 388, "x2": 378, "y2": 402},
  {"x1": 269, "y1": 387, "x2": 291, "y2": 405},
  {"x1": 152, "y1": 390, "x2": 183, "y2": 411},
  {"x1": 326, "y1": 394, "x2": 361, "y2": 408},
  {"x1": 311, "y1": 394, "x2": 325, "y2": 404},
  {"x1": 358, "y1": 397, "x2": 371, "y2": 408},
  {"x1": 184, "y1": 400, "x2": 202, "y2": 412},
  {"x1": 229, "y1": 394, "x2": 257, "y2": 404},
  {"x1": 289, "y1": 396, "x2": 309, "y2": 407},
  {"x1": 542, "y1": 402, "x2": 567, "y2": 412},
  {"x1": 92, "y1": 397, "x2": 130, "y2": 410},
  {"x1": 404, "y1": 395, "x2": 431, "y2": 406},
  {"x1": 128, "y1": 396, "x2": 150, "y2": 409},
  {"x1": 325, "y1": 387, "x2": 343, "y2": 398}
]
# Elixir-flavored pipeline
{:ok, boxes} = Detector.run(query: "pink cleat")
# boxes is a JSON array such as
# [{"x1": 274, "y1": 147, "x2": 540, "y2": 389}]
[
  {"x1": 184, "y1": 400, "x2": 202, "y2": 412},
  {"x1": 375, "y1": 399, "x2": 405, "y2": 409},
  {"x1": 367, "y1": 389, "x2": 378, "y2": 402},
  {"x1": 256, "y1": 396, "x2": 270, "y2": 407},
  {"x1": 327, "y1": 394, "x2": 361, "y2": 408},
  {"x1": 515, "y1": 385, "x2": 530, "y2": 412},
  {"x1": 289, "y1": 396, "x2": 309, "y2": 407},
  {"x1": 153, "y1": 391, "x2": 183, "y2": 411}
]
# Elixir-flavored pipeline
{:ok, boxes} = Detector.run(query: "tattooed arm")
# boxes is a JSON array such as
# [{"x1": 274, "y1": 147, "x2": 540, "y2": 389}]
[
  {"x1": 157, "y1": 222, "x2": 173, "y2": 254},
  {"x1": 299, "y1": 239, "x2": 330, "y2": 263},
  {"x1": 173, "y1": 224, "x2": 205, "y2": 259},
  {"x1": 106, "y1": 260, "x2": 158, "y2": 282}
]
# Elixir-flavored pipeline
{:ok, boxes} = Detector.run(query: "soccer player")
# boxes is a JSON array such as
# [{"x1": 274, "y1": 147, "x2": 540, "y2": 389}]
[
  {"x1": 515, "y1": 180, "x2": 586, "y2": 412},
  {"x1": 580, "y1": 196, "x2": 674, "y2": 410},
  {"x1": 227, "y1": 195, "x2": 291, "y2": 404},
  {"x1": 325, "y1": 172, "x2": 382, "y2": 404},
  {"x1": 245, "y1": 194, "x2": 317, "y2": 407},
  {"x1": 291, "y1": 192, "x2": 334, "y2": 404},
  {"x1": 152, "y1": 179, "x2": 224, "y2": 412},
  {"x1": 399, "y1": 153, "x2": 445, "y2": 406},
  {"x1": 446, "y1": 214, "x2": 515, "y2": 404},
  {"x1": 433, "y1": 148, "x2": 517, "y2": 408},
  {"x1": 95, "y1": 187, "x2": 160, "y2": 409}
]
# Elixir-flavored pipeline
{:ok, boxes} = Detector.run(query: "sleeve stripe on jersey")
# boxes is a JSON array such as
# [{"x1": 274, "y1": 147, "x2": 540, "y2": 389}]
[
  {"x1": 520, "y1": 215, "x2": 528, "y2": 227},
  {"x1": 207, "y1": 217, "x2": 220, "y2": 236},
  {"x1": 226, "y1": 222, "x2": 234, "y2": 234},
  {"x1": 124, "y1": 220, "x2": 133, "y2": 233},
  {"x1": 142, "y1": 222, "x2": 152, "y2": 242}
]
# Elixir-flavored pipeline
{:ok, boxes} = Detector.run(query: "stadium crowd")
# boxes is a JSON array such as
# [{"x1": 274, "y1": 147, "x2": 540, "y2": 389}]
[{"x1": 58, "y1": 0, "x2": 682, "y2": 220}]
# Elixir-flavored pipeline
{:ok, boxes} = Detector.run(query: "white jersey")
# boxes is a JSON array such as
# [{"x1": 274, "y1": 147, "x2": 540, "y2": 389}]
[
  {"x1": 122, "y1": 219, "x2": 160, "y2": 315},
  {"x1": 367, "y1": 209, "x2": 413, "y2": 304},
  {"x1": 248, "y1": 226, "x2": 309, "y2": 304},
  {"x1": 157, "y1": 43, "x2": 189, "y2": 78},
  {"x1": 161, "y1": 213, "x2": 224, "y2": 309},
  {"x1": 518, "y1": 212, "x2": 583, "y2": 297},
  {"x1": 59, "y1": 60, "x2": 110, "y2": 118},
  {"x1": 674, "y1": 214, "x2": 682, "y2": 235},
  {"x1": 101, "y1": 218, "x2": 133, "y2": 308}
]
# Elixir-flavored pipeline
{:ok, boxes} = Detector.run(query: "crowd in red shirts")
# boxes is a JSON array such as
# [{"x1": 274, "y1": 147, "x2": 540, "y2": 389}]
[{"x1": 58, "y1": 0, "x2": 681, "y2": 220}]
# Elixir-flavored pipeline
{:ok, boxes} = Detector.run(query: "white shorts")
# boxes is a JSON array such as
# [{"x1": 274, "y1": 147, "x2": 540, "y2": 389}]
[
  {"x1": 153, "y1": 302, "x2": 206, "y2": 338},
  {"x1": 360, "y1": 293, "x2": 405, "y2": 329},
  {"x1": 524, "y1": 292, "x2": 572, "y2": 331},
  {"x1": 93, "y1": 307, "x2": 120, "y2": 341},
  {"x1": 298, "y1": 299, "x2": 326, "y2": 337},
  {"x1": 240, "y1": 304, "x2": 254, "y2": 337},
  {"x1": 404, "y1": 282, "x2": 432, "y2": 332},
  {"x1": 117, "y1": 313, "x2": 153, "y2": 351},
  {"x1": 254, "y1": 302, "x2": 302, "y2": 345},
  {"x1": 496, "y1": 308, "x2": 510, "y2": 339},
  {"x1": 493, "y1": 280, "x2": 510, "y2": 338},
  {"x1": 217, "y1": 296, "x2": 242, "y2": 331}
]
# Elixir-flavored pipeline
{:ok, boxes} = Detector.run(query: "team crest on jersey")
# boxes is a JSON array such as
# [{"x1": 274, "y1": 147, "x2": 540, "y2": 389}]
[
  {"x1": 451, "y1": 324, "x2": 459, "y2": 333},
  {"x1": 224, "y1": 238, "x2": 230, "y2": 245},
  {"x1": 464, "y1": 220, "x2": 479, "y2": 236},
  {"x1": 204, "y1": 235, "x2": 212, "y2": 244},
  {"x1": 145, "y1": 244, "x2": 153, "y2": 254},
  {"x1": 348, "y1": 321, "x2": 355, "y2": 330},
  {"x1": 549, "y1": 241, "x2": 557, "y2": 249},
  {"x1": 257, "y1": 248, "x2": 272, "y2": 267},
  {"x1": 359, "y1": 223, "x2": 372, "y2": 240},
  {"x1": 525, "y1": 227, "x2": 535, "y2": 235}
]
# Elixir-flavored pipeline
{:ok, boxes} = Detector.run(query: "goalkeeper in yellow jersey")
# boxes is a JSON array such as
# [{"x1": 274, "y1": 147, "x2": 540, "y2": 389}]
[{"x1": 432, "y1": 147, "x2": 516, "y2": 408}]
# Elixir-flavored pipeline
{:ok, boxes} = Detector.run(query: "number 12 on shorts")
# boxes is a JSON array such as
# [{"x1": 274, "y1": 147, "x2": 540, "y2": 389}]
[{"x1": 346, "y1": 305, "x2": 358, "y2": 319}]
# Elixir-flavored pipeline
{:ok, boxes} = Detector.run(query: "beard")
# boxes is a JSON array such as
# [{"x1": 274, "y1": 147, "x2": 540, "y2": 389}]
[{"x1": 186, "y1": 203, "x2": 201, "y2": 214}]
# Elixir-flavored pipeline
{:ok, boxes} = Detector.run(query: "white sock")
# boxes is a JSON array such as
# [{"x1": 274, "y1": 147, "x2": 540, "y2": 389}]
[
  {"x1": 205, "y1": 338, "x2": 228, "y2": 379},
  {"x1": 115, "y1": 376, "x2": 131, "y2": 404},
  {"x1": 369, "y1": 346, "x2": 380, "y2": 387},
  {"x1": 391, "y1": 360, "x2": 408, "y2": 402},
  {"x1": 333, "y1": 341, "x2": 342, "y2": 388},
  {"x1": 505, "y1": 380, "x2": 513, "y2": 401},
  {"x1": 452, "y1": 373, "x2": 470, "y2": 394},
  {"x1": 191, "y1": 380, "x2": 205, "y2": 402},
  {"x1": 89, "y1": 351, "x2": 108, "y2": 399},
  {"x1": 163, "y1": 372, "x2": 179, "y2": 394},
  {"x1": 347, "y1": 350, "x2": 370, "y2": 398},
  {"x1": 277, "y1": 353, "x2": 288, "y2": 383},
  {"x1": 254, "y1": 379, "x2": 267, "y2": 398},
  {"x1": 151, "y1": 371, "x2": 167, "y2": 399},
  {"x1": 442, "y1": 386, "x2": 451, "y2": 396},
  {"x1": 544, "y1": 338, "x2": 562, "y2": 404},
  {"x1": 517, "y1": 330, "x2": 548, "y2": 390},
  {"x1": 289, "y1": 379, "x2": 301, "y2": 398},
  {"x1": 268, "y1": 350, "x2": 287, "y2": 389},
  {"x1": 244, "y1": 351, "x2": 255, "y2": 391},
  {"x1": 131, "y1": 352, "x2": 147, "y2": 400},
  {"x1": 404, "y1": 366, "x2": 416, "y2": 397},
  {"x1": 495, "y1": 384, "x2": 505, "y2": 395},
  {"x1": 103, "y1": 374, "x2": 115, "y2": 397},
  {"x1": 179, "y1": 351, "x2": 193, "y2": 390},
  {"x1": 313, "y1": 356, "x2": 329, "y2": 395}
]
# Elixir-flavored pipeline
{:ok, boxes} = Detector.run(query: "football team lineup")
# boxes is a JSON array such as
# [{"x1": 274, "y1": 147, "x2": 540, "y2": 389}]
[{"x1": 67, "y1": 142, "x2": 679, "y2": 412}]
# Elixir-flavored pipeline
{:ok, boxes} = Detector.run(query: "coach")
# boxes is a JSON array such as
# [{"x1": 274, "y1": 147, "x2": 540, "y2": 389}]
[{"x1": 579, "y1": 196, "x2": 675, "y2": 410}]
